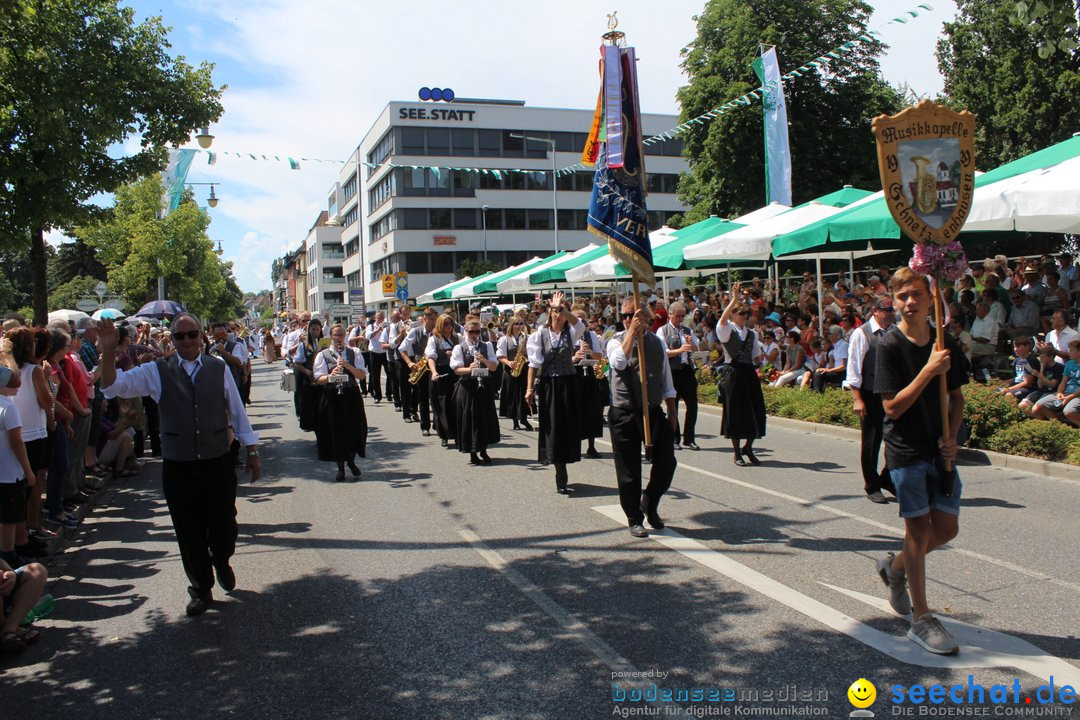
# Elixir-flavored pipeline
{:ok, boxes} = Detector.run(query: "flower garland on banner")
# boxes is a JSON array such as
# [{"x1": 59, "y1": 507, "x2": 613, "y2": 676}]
[
  {"x1": 558, "y1": 1, "x2": 935, "y2": 175},
  {"x1": 909, "y1": 241, "x2": 969, "y2": 282}
]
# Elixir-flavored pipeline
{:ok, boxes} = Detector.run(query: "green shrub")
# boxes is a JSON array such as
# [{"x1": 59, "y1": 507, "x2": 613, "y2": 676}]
[
  {"x1": 760, "y1": 386, "x2": 859, "y2": 428},
  {"x1": 987, "y1": 420, "x2": 1080, "y2": 463},
  {"x1": 961, "y1": 384, "x2": 1028, "y2": 449}
]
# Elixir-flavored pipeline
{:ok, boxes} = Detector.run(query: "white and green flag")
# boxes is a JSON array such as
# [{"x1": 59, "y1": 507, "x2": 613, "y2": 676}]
[
  {"x1": 751, "y1": 46, "x2": 792, "y2": 206},
  {"x1": 160, "y1": 148, "x2": 196, "y2": 215}
]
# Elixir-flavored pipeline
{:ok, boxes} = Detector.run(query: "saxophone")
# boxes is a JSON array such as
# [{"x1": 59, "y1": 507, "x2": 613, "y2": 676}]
[
  {"x1": 510, "y1": 333, "x2": 528, "y2": 377},
  {"x1": 594, "y1": 355, "x2": 608, "y2": 379},
  {"x1": 408, "y1": 333, "x2": 430, "y2": 385}
]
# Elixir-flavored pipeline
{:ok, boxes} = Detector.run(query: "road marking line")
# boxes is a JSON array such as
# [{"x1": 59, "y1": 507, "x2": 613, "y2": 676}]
[
  {"x1": 592, "y1": 504, "x2": 1080, "y2": 682},
  {"x1": 593, "y1": 438, "x2": 1080, "y2": 594},
  {"x1": 457, "y1": 528, "x2": 674, "y2": 711}
]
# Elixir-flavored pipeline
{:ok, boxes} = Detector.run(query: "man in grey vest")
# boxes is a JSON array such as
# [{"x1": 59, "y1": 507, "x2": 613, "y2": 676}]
[
  {"x1": 658, "y1": 301, "x2": 700, "y2": 450},
  {"x1": 606, "y1": 298, "x2": 678, "y2": 538},
  {"x1": 99, "y1": 314, "x2": 261, "y2": 617},
  {"x1": 846, "y1": 298, "x2": 896, "y2": 504},
  {"x1": 400, "y1": 308, "x2": 437, "y2": 435}
]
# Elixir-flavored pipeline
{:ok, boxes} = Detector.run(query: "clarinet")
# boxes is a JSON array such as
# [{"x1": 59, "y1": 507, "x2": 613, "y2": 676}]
[{"x1": 327, "y1": 345, "x2": 347, "y2": 395}]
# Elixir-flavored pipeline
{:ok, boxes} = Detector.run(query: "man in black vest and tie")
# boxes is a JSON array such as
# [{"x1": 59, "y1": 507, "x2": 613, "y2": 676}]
[
  {"x1": 846, "y1": 297, "x2": 896, "y2": 504},
  {"x1": 605, "y1": 298, "x2": 678, "y2": 538},
  {"x1": 658, "y1": 301, "x2": 700, "y2": 450},
  {"x1": 99, "y1": 314, "x2": 261, "y2": 616}
]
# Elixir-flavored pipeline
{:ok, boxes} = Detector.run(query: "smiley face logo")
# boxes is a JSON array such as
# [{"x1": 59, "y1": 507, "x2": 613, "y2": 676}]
[{"x1": 847, "y1": 678, "x2": 877, "y2": 708}]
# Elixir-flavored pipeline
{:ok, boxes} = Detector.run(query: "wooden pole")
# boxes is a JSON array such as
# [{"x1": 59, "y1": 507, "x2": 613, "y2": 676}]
[
  {"x1": 632, "y1": 275, "x2": 652, "y2": 448},
  {"x1": 933, "y1": 277, "x2": 952, "y2": 471}
]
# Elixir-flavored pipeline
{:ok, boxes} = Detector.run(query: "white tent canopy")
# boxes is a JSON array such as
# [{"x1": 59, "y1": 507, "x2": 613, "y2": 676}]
[
  {"x1": 730, "y1": 201, "x2": 791, "y2": 225},
  {"x1": 564, "y1": 227, "x2": 680, "y2": 283},
  {"x1": 495, "y1": 243, "x2": 600, "y2": 293},
  {"x1": 416, "y1": 275, "x2": 473, "y2": 306},
  {"x1": 963, "y1": 156, "x2": 1080, "y2": 234}
]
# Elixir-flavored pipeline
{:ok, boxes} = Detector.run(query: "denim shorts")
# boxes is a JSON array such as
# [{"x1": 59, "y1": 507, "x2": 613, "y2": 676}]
[{"x1": 889, "y1": 459, "x2": 963, "y2": 519}]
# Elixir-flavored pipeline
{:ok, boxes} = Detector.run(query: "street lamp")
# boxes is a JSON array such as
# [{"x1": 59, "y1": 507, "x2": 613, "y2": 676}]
[
  {"x1": 196, "y1": 127, "x2": 215, "y2": 149},
  {"x1": 481, "y1": 204, "x2": 489, "y2": 262},
  {"x1": 185, "y1": 182, "x2": 220, "y2": 208},
  {"x1": 509, "y1": 133, "x2": 559, "y2": 253}
]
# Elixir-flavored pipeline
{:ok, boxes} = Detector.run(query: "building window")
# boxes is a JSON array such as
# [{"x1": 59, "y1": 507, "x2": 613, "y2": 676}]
[
  {"x1": 478, "y1": 172, "x2": 502, "y2": 190},
  {"x1": 370, "y1": 212, "x2": 396, "y2": 241},
  {"x1": 401, "y1": 126, "x2": 425, "y2": 155},
  {"x1": 342, "y1": 173, "x2": 357, "y2": 201},
  {"x1": 404, "y1": 252, "x2": 429, "y2": 273},
  {"x1": 368, "y1": 172, "x2": 395, "y2": 210},
  {"x1": 428, "y1": 168, "x2": 451, "y2": 196},
  {"x1": 402, "y1": 208, "x2": 427, "y2": 229},
  {"x1": 527, "y1": 171, "x2": 549, "y2": 191},
  {"x1": 527, "y1": 209, "x2": 552, "y2": 230},
  {"x1": 430, "y1": 252, "x2": 454, "y2": 273},
  {"x1": 452, "y1": 129, "x2": 475, "y2": 156},
  {"x1": 502, "y1": 130, "x2": 524, "y2": 157},
  {"x1": 453, "y1": 209, "x2": 477, "y2": 229},
  {"x1": 504, "y1": 209, "x2": 526, "y2": 229},
  {"x1": 427, "y1": 127, "x2": 450, "y2": 156},
  {"x1": 525, "y1": 134, "x2": 550, "y2": 159},
  {"x1": 343, "y1": 206, "x2": 359, "y2": 228},
  {"x1": 401, "y1": 167, "x2": 425, "y2": 197},
  {"x1": 429, "y1": 208, "x2": 451, "y2": 229},
  {"x1": 452, "y1": 170, "x2": 475, "y2": 197},
  {"x1": 505, "y1": 172, "x2": 526, "y2": 191},
  {"x1": 366, "y1": 130, "x2": 395, "y2": 177},
  {"x1": 478, "y1": 129, "x2": 500, "y2": 157},
  {"x1": 482, "y1": 207, "x2": 502, "y2": 230},
  {"x1": 344, "y1": 237, "x2": 359, "y2": 258}
]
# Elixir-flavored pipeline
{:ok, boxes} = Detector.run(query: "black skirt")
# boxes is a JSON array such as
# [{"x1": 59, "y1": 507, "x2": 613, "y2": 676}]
[
  {"x1": 537, "y1": 374, "x2": 581, "y2": 465},
  {"x1": 500, "y1": 365, "x2": 529, "y2": 422},
  {"x1": 431, "y1": 368, "x2": 457, "y2": 441},
  {"x1": 316, "y1": 384, "x2": 367, "y2": 462},
  {"x1": 297, "y1": 372, "x2": 321, "y2": 433},
  {"x1": 720, "y1": 363, "x2": 767, "y2": 440},
  {"x1": 453, "y1": 377, "x2": 501, "y2": 452},
  {"x1": 577, "y1": 368, "x2": 606, "y2": 439}
]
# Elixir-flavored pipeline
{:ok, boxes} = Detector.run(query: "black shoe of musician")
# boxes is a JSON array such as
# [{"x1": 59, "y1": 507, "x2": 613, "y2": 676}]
[
  {"x1": 186, "y1": 594, "x2": 212, "y2": 617},
  {"x1": 733, "y1": 453, "x2": 747, "y2": 467},
  {"x1": 522, "y1": 420, "x2": 533, "y2": 431},
  {"x1": 335, "y1": 471, "x2": 346, "y2": 482},
  {"x1": 479, "y1": 451, "x2": 492, "y2": 465},
  {"x1": 640, "y1": 494, "x2": 665, "y2": 530},
  {"x1": 441, "y1": 438, "x2": 448, "y2": 447},
  {"x1": 513, "y1": 422, "x2": 520, "y2": 430},
  {"x1": 469, "y1": 453, "x2": 482, "y2": 466},
  {"x1": 422, "y1": 429, "x2": 432, "y2": 437},
  {"x1": 404, "y1": 416, "x2": 414, "y2": 423},
  {"x1": 743, "y1": 448, "x2": 761, "y2": 465},
  {"x1": 628, "y1": 524, "x2": 649, "y2": 538},
  {"x1": 555, "y1": 466, "x2": 570, "y2": 494},
  {"x1": 585, "y1": 447, "x2": 601, "y2": 459},
  {"x1": 347, "y1": 460, "x2": 361, "y2": 477},
  {"x1": 215, "y1": 563, "x2": 236, "y2": 593}
]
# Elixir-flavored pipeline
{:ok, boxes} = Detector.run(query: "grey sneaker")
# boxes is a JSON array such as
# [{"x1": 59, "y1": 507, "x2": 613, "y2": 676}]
[
  {"x1": 866, "y1": 490, "x2": 888, "y2": 504},
  {"x1": 907, "y1": 613, "x2": 959, "y2": 655},
  {"x1": 876, "y1": 552, "x2": 912, "y2": 615}
]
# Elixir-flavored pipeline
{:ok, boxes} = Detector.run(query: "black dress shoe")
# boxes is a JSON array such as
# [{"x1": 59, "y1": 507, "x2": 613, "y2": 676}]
[
  {"x1": 215, "y1": 564, "x2": 236, "y2": 592},
  {"x1": 422, "y1": 429, "x2": 432, "y2": 437},
  {"x1": 685, "y1": 442, "x2": 700, "y2": 451},
  {"x1": 512, "y1": 423, "x2": 520, "y2": 430},
  {"x1": 186, "y1": 595, "x2": 212, "y2": 616},
  {"x1": 412, "y1": 414, "x2": 421, "y2": 423},
  {"x1": 585, "y1": 447, "x2": 601, "y2": 458},
  {"x1": 522, "y1": 420, "x2": 533, "y2": 431},
  {"x1": 441, "y1": 438, "x2": 448, "y2": 447},
  {"x1": 469, "y1": 453, "x2": 482, "y2": 466},
  {"x1": 347, "y1": 460, "x2": 361, "y2": 477},
  {"x1": 403, "y1": 416, "x2": 414, "y2": 423},
  {"x1": 335, "y1": 471, "x2": 346, "y2": 482},
  {"x1": 744, "y1": 449, "x2": 761, "y2": 465},
  {"x1": 733, "y1": 454, "x2": 747, "y2": 467},
  {"x1": 639, "y1": 494, "x2": 665, "y2": 530},
  {"x1": 479, "y1": 451, "x2": 492, "y2": 465},
  {"x1": 628, "y1": 523, "x2": 649, "y2": 538}
]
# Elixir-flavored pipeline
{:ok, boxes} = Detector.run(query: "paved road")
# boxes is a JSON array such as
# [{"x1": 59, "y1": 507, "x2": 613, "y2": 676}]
[{"x1": 4, "y1": 363, "x2": 1080, "y2": 719}]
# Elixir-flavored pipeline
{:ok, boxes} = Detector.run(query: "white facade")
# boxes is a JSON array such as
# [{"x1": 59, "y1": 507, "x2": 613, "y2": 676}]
[
  {"x1": 330, "y1": 100, "x2": 690, "y2": 309},
  {"x1": 302, "y1": 214, "x2": 348, "y2": 318}
]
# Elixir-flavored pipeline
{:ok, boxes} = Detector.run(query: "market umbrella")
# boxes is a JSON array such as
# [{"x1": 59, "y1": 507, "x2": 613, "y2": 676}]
[
  {"x1": 47, "y1": 309, "x2": 91, "y2": 325},
  {"x1": 91, "y1": 307, "x2": 125, "y2": 321},
  {"x1": 655, "y1": 217, "x2": 746, "y2": 270},
  {"x1": 496, "y1": 244, "x2": 600, "y2": 293},
  {"x1": 416, "y1": 275, "x2": 476, "y2": 305},
  {"x1": 564, "y1": 228, "x2": 680, "y2": 282},
  {"x1": 133, "y1": 300, "x2": 185, "y2": 319},
  {"x1": 455, "y1": 255, "x2": 562, "y2": 298},
  {"x1": 730, "y1": 201, "x2": 791, "y2": 225},
  {"x1": 963, "y1": 155, "x2": 1080, "y2": 234}
]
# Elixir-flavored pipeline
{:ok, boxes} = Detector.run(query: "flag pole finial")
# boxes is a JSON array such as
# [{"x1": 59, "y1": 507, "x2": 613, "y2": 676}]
[{"x1": 603, "y1": 11, "x2": 625, "y2": 45}]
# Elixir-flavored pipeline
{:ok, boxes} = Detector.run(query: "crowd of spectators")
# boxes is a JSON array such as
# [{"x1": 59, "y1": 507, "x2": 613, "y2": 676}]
[{"x1": 0, "y1": 313, "x2": 255, "y2": 655}]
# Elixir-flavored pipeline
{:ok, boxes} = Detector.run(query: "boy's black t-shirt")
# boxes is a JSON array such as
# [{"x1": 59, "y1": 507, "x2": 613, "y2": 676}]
[{"x1": 873, "y1": 328, "x2": 969, "y2": 469}]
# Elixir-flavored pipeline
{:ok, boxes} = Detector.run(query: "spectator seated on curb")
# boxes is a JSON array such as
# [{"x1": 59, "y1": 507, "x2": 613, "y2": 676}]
[
  {"x1": 1019, "y1": 346, "x2": 1062, "y2": 415},
  {"x1": 997, "y1": 336, "x2": 1039, "y2": 401},
  {"x1": 0, "y1": 556, "x2": 48, "y2": 654},
  {"x1": 1032, "y1": 339, "x2": 1080, "y2": 427}
]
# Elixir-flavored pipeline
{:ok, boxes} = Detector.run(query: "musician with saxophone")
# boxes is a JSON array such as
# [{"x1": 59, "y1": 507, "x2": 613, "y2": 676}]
[
  {"x1": 659, "y1": 302, "x2": 700, "y2": 450},
  {"x1": 313, "y1": 324, "x2": 367, "y2": 482},
  {"x1": 496, "y1": 315, "x2": 532, "y2": 431},
  {"x1": 572, "y1": 306, "x2": 606, "y2": 458},
  {"x1": 450, "y1": 316, "x2": 500, "y2": 465},
  {"x1": 401, "y1": 308, "x2": 437, "y2": 437},
  {"x1": 425, "y1": 314, "x2": 459, "y2": 448}
]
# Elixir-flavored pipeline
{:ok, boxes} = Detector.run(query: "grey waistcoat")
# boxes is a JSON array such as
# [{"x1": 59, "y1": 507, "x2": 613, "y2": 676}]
[
  {"x1": 660, "y1": 323, "x2": 692, "y2": 371},
  {"x1": 156, "y1": 354, "x2": 231, "y2": 462},
  {"x1": 610, "y1": 331, "x2": 668, "y2": 411}
]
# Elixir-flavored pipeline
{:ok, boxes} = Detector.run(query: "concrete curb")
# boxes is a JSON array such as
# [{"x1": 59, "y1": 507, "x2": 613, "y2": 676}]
[{"x1": 699, "y1": 406, "x2": 1080, "y2": 483}]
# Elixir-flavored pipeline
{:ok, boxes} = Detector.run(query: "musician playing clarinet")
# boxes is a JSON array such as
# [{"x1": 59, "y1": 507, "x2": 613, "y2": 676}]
[
  {"x1": 451, "y1": 315, "x2": 500, "y2": 466},
  {"x1": 313, "y1": 324, "x2": 367, "y2": 482}
]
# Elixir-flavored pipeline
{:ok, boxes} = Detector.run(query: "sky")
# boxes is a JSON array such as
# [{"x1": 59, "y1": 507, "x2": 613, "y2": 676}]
[{"x1": 106, "y1": 0, "x2": 959, "y2": 293}]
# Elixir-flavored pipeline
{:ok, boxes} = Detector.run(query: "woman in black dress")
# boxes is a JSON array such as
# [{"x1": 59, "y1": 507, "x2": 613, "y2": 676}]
[
  {"x1": 496, "y1": 315, "x2": 532, "y2": 430},
  {"x1": 451, "y1": 316, "x2": 500, "y2": 465},
  {"x1": 525, "y1": 291, "x2": 585, "y2": 493},
  {"x1": 313, "y1": 323, "x2": 368, "y2": 481},
  {"x1": 716, "y1": 282, "x2": 766, "y2": 465},
  {"x1": 426, "y1": 314, "x2": 459, "y2": 448},
  {"x1": 572, "y1": 306, "x2": 606, "y2": 458},
  {"x1": 293, "y1": 319, "x2": 323, "y2": 433}
]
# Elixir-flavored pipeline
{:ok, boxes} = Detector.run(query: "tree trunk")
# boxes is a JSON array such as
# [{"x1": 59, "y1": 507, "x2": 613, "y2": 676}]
[{"x1": 30, "y1": 225, "x2": 48, "y2": 326}]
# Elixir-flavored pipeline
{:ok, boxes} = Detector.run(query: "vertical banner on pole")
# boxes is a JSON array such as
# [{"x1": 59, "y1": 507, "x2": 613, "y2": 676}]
[{"x1": 751, "y1": 46, "x2": 793, "y2": 207}]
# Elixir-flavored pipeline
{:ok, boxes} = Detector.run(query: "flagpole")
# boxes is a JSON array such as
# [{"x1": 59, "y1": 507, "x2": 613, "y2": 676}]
[
  {"x1": 933, "y1": 279, "x2": 952, "y2": 472},
  {"x1": 632, "y1": 274, "x2": 652, "y2": 448}
]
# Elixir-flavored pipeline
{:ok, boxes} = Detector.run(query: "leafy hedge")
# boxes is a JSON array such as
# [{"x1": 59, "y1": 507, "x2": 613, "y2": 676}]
[{"x1": 698, "y1": 379, "x2": 1080, "y2": 466}]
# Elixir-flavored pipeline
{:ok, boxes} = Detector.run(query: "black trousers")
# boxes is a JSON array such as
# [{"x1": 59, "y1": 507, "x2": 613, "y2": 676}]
[
  {"x1": 144, "y1": 396, "x2": 161, "y2": 456},
  {"x1": 413, "y1": 374, "x2": 431, "y2": 430},
  {"x1": 359, "y1": 351, "x2": 371, "y2": 394},
  {"x1": 368, "y1": 353, "x2": 384, "y2": 401},
  {"x1": 386, "y1": 359, "x2": 401, "y2": 406},
  {"x1": 161, "y1": 452, "x2": 238, "y2": 600},
  {"x1": 859, "y1": 392, "x2": 890, "y2": 493},
  {"x1": 608, "y1": 405, "x2": 677, "y2": 525},
  {"x1": 670, "y1": 366, "x2": 699, "y2": 445},
  {"x1": 400, "y1": 364, "x2": 419, "y2": 418},
  {"x1": 811, "y1": 370, "x2": 844, "y2": 393}
]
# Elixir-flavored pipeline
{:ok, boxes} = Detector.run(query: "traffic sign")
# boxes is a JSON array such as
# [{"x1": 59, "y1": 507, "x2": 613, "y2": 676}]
[
  {"x1": 327, "y1": 305, "x2": 352, "y2": 315},
  {"x1": 395, "y1": 271, "x2": 408, "y2": 289},
  {"x1": 395, "y1": 288, "x2": 409, "y2": 301},
  {"x1": 104, "y1": 299, "x2": 125, "y2": 310},
  {"x1": 381, "y1": 274, "x2": 395, "y2": 296},
  {"x1": 76, "y1": 299, "x2": 99, "y2": 312}
]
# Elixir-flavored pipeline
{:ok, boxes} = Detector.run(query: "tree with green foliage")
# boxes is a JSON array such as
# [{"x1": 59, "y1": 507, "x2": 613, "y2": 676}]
[
  {"x1": 1012, "y1": 0, "x2": 1080, "y2": 57},
  {"x1": 78, "y1": 177, "x2": 241, "y2": 320},
  {"x1": 47, "y1": 275, "x2": 103, "y2": 313},
  {"x1": 675, "y1": 0, "x2": 902, "y2": 222},
  {"x1": 455, "y1": 258, "x2": 504, "y2": 281},
  {"x1": 937, "y1": 0, "x2": 1080, "y2": 169},
  {"x1": 0, "y1": 0, "x2": 224, "y2": 325},
  {"x1": 48, "y1": 240, "x2": 107, "y2": 292},
  {"x1": 0, "y1": 243, "x2": 53, "y2": 314}
]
